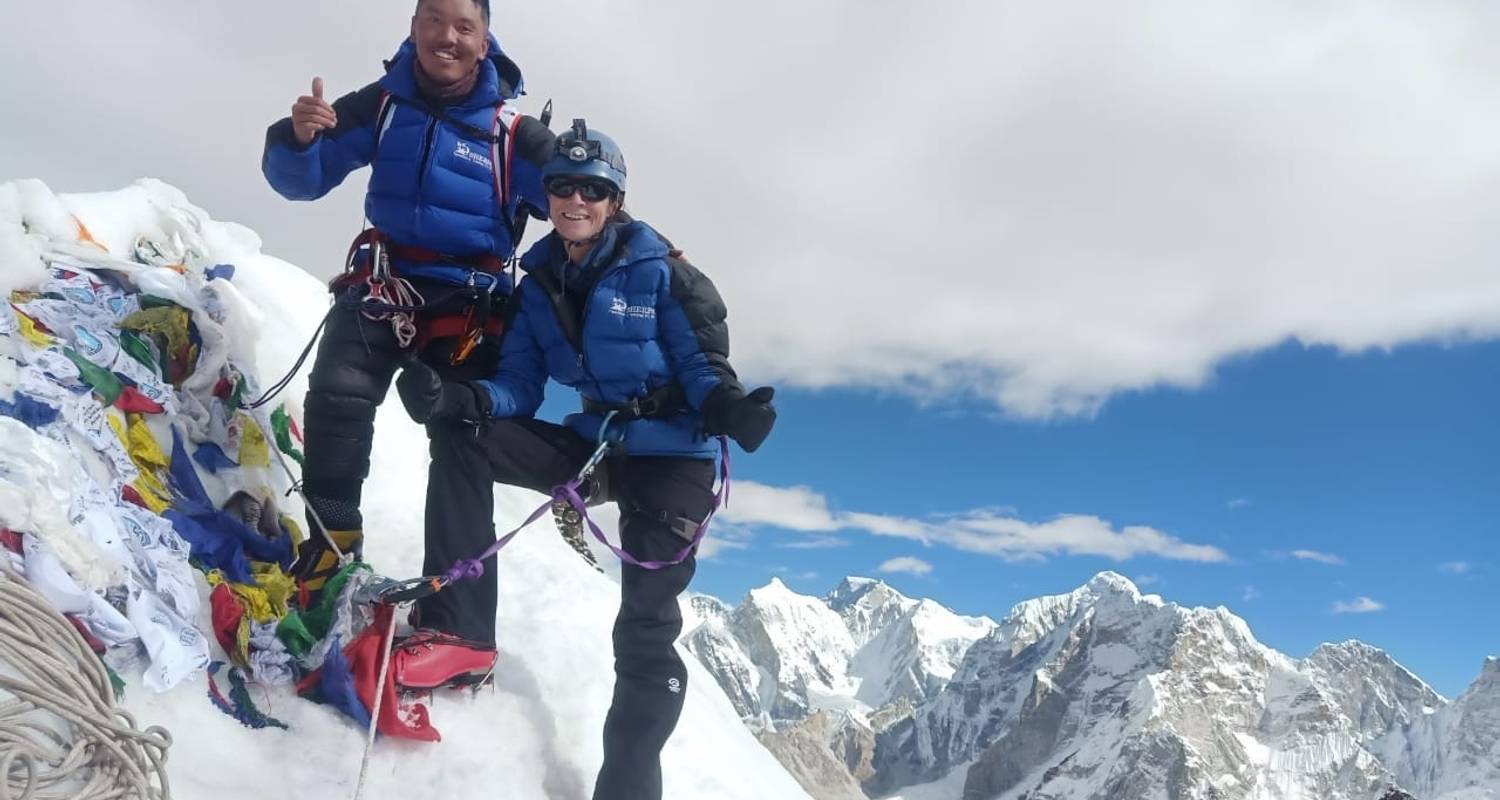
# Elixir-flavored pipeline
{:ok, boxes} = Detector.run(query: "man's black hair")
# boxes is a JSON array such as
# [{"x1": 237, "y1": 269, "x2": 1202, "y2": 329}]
[{"x1": 415, "y1": 0, "x2": 490, "y2": 21}]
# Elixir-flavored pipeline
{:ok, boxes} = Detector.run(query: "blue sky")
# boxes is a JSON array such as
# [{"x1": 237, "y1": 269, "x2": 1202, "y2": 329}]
[{"x1": 673, "y1": 339, "x2": 1499, "y2": 699}]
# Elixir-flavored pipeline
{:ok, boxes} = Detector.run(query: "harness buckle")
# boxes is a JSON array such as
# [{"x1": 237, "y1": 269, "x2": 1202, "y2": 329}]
[{"x1": 632, "y1": 395, "x2": 661, "y2": 418}]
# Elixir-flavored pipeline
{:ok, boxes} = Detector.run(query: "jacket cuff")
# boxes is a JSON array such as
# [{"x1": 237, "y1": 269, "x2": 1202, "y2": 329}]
[
  {"x1": 700, "y1": 383, "x2": 743, "y2": 433},
  {"x1": 456, "y1": 381, "x2": 493, "y2": 419}
]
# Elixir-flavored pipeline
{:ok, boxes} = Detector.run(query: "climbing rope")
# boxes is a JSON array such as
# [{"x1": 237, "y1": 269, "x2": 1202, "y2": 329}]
[
  {"x1": 361, "y1": 276, "x2": 422, "y2": 350},
  {"x1": 352, "y1": 606, "x2": 399, "y2": 800},
  {"x1": 0, "y1": 563, "x2": 173, "y2": 800}
]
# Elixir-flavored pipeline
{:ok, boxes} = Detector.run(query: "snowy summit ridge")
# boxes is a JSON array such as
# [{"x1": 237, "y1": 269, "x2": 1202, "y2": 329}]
[{"x1": 0, "y1": 179, "x2": 812, "y2": 800}]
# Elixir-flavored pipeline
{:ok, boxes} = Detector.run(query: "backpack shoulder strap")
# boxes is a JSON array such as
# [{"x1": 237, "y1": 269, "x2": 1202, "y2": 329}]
[
  {"x1": 374, "y1": 90, "x2": 395, "y2": 151},
  {"x1": 490, "y1": 100, "x2": 523, "y2": 212}
]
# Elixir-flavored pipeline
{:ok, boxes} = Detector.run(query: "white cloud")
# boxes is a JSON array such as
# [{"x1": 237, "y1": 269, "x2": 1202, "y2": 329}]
[
  {"x1": 694, "y1": 519, "x2": 756, "y2": 561},
  {"x1": 724, "y1": 481, "x2": 1229, "y2": 564},
  {"x1": 775, "y1": 537, "x2": 851, "y2": 550},
  {"x1": 1293, "y1": 549, "x2": 1346, "y2": 566},
  {"x1": 1228, "y1": 498, "x2": 1251, "y2": 510},
  {"x1": 4, "y1": 3, "x2": 1497, "y2": 418},
  {"x1": 720, "y1": 483, "x2": 842, "y2": 532},
  {"x1": 1439, "y1": 561, "x2": 1473, "y2": 574},
  {"x1": 1135, "y1": 574, "x2": 1161, "y2": 586},
  {"x1": 1332, "y1": 596, "x2": 1385, "y2": 614},
  {"x1": 1243, "y1": 586, "x2": 1262, "y2": 602},
  {"x1": 878, "y1": 557, "x2": 934, "y2": 577},
  {"x1": 696, "y1": 535, "x2": 750, "y2": 561},
  {"x1": 841, "y1": 512, "x2": 932, "y2": 542},
  {"x1": 950, "y1": 514, "x2": 1230, "y2": 563}
]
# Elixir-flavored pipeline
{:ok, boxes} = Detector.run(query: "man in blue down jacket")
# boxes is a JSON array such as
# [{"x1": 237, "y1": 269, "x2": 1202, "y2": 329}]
[
  {"x1": 260, "y1": 0, "x2": 554, "y2": 663},
  {"x1": 395, "y1": 120, "x2": 777, "y2": 800}
]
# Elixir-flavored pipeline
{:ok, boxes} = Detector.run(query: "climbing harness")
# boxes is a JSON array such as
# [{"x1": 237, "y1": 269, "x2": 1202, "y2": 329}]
[
  {"x1": 246, "y1": 231, "x2": 508, "y2": 412},
  {"x1": 357, "y1": 236, "x2": 423, "y2": 349}
]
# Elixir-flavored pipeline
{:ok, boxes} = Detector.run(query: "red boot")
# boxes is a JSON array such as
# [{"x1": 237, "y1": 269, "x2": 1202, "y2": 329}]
[{"x1": 392, "y1": 630, "x2": 498, "y2": 690}]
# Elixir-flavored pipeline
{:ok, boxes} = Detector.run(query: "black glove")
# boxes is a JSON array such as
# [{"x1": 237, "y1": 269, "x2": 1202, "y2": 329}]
[
  {"x1": 702, "y1": 384, "x2": 777, "y2": 453},
  {"x1": 395, "y1": 358, "x2": 490, "y2": 424}
]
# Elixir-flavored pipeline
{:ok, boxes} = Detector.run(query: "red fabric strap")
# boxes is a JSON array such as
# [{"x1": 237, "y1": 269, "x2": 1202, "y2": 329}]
[
  {"x1": 413, "y1": 313, "x2": 504, "y2": 352},
  {"x1": 385, "y1": 241, "x2": 506, "y2": 273}
]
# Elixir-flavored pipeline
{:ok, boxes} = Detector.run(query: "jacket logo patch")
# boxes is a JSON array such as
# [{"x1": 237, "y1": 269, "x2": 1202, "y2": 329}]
[
  {"x1": 454, "y1": 140, "x2": 493, "y2": 171},
  {"x1": 609, "y1": 297, "x2": 655, "y2": 320}
]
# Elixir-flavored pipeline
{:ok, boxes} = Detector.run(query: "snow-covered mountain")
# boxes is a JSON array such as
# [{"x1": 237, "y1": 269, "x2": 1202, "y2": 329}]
[
  {"x1": 848, "y1": 578, "x2": 996, "y2": 713},
  {"x1": 1377, "y1": 656, "x2": 1500, "y2": 800},
  {"x1": 683, "y1": 576, "x2": 996, "y2": 727},
  {"x1": 862, "y1": 572, "x2": 1498, "y2": 800},
  {"x1": 0, "y1": 179, "x2": 813, "y2": 800},
  {"x1": 683, "y1": 571, "x2": 1495, "y2": 799}
]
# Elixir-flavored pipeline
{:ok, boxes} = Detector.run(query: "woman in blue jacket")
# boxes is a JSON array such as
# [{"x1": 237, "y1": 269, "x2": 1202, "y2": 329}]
[{"x1": 396, "y1": 119, "x2": 776, "y2": 800}]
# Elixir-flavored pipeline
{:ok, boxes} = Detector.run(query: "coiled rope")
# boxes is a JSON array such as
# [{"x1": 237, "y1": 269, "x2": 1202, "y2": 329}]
[{"x1": 0, "y1": 563, "x2": 173, "y2": 800}]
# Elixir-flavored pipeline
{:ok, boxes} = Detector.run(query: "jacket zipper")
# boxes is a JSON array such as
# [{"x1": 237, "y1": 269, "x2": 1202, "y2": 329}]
[
  {"x1": 412, "y1": 115, "x2": 439, "y2": 231},
  {"x1": 578, "y1": 259, "x2": 631, "y2": 401},
  {"x1": 541, "y1": 257, "x2": 628, "y2": 402}
]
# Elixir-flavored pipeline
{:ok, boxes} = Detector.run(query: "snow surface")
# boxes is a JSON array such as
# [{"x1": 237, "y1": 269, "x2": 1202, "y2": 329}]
[
  {"x1": 0, "y1": 179, "x2": 812, "y2": 800},
  {"x1": 883, "y1": 759, "x2": 973, "y2": 800}
]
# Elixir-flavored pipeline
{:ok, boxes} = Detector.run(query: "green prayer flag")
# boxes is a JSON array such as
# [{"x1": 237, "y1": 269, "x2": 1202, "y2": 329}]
[
  {"x1": 120, "y1": 305, "x2": 194, "y2": 383},
  {"x1": 275, "y1": 612, "x2": 316, "y2": 658},
  {"x1": 107, "y1": 664, "x2": 126, "y2": 701},
  {"x1": 63, "y1": 347, "x2": 123, "y2": 405},
  {"x1": 118, "y1": 330, "x2": 160, "y2": 372},
  {"x1": 229, "y1": 375, "x2": 247, "y2": 408},
  {"x1": 299, "y1": 562, "x2": 371, "y2": 643},
  {"x1": 271, "y1": 405, "x2": 305, "y2": 466}
]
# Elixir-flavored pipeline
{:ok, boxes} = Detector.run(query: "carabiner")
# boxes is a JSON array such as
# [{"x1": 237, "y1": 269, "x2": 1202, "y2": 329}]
[{"x1": 597, "y1": 409, "x2": 622, "y2": 446}]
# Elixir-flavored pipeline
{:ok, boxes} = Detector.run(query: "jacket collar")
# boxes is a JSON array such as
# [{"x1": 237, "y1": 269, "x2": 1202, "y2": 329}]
[{"x1": 520, "y1": 218, "x2": 671, "y2": 282}]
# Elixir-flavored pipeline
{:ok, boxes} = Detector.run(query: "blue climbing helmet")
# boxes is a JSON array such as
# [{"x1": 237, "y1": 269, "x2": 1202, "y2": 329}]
[{"x1": 541, "y1": 118, "x2": 628, "y2": 195}]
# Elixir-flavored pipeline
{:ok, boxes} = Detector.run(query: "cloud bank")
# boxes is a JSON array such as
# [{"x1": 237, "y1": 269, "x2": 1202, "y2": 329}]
[
  {"x1": 4, "y1": 2, "x2": 1497, "y2": 417},
  {"x1": 723, "y1": 481, "x2": 1229, "y2": 564}
]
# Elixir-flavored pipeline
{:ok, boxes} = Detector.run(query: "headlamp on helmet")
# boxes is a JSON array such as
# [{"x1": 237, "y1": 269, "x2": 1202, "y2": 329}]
[{"x1": 541, "y1": 118, "x2": 628, "y2": 193}]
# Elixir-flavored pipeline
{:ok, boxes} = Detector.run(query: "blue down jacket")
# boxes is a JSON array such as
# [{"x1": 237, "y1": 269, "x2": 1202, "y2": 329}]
[
  {"x1": 479, "y1": 219, "x2": 742, "y2": 458},
  {"x1": 261, "y1": 36, "x2": 553, "y2": 286}
]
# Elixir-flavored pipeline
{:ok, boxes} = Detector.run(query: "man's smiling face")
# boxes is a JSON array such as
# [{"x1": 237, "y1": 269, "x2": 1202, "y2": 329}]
[{"x1": 410, "y1": 0, "x2": 490, "y2": 86}]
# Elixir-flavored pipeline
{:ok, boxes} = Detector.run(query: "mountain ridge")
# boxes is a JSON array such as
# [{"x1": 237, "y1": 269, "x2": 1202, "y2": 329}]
[{"x1": 684, "y1": 571, "x2": 1497, "y2": 800}]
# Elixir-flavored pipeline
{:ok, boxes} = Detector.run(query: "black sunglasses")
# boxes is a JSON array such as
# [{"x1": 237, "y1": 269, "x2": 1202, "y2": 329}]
[{"x1": 545, "y1": 178, "x2": 616, "y2": 203}]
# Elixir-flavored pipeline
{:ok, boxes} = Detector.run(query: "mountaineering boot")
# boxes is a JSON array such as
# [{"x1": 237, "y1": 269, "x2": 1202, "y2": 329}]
[
  {"x1": 553, "y1": 468, "x2": 609, "y2": 571},
  {"x1": 290, "y1": 528, "x2": 363, "y2": 598},
  {"x1": 224, "y1": 490, "x2": 282, "y2": 539},
  {"x1": 392, "y1": 630, "x2": 498, "y2": 690}
]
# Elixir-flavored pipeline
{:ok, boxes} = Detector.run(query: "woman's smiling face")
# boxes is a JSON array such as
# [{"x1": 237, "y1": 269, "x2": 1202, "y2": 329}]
[{"x1": 547, "y1": 178, "x2": 621, "y2": 244}]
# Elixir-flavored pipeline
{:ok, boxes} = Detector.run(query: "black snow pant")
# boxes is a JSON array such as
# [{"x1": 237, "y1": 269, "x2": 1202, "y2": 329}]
[
  {"x1": 300, "y1": 288, "x2": 498, "y2": 533},
  {"x1": 424, "y1": 418, "x2": 713, "y2": 800}
]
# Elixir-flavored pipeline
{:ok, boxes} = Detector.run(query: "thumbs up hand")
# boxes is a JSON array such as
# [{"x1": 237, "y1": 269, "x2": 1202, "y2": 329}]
[{"x1": 291, "y1": 77, "x2": 338, "y2": 146}]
